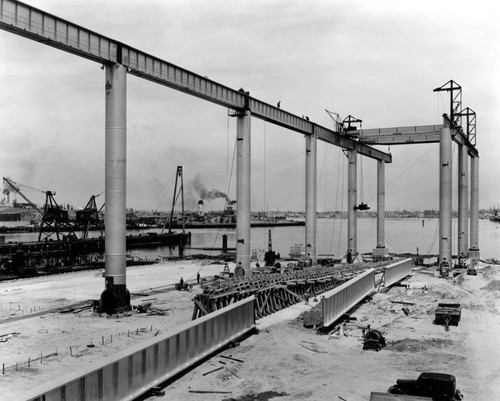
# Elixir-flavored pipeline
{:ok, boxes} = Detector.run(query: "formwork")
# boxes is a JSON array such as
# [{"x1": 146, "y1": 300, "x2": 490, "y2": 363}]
[{"x1": 192, "y1": 264, "x2": 369, "y2": 320}]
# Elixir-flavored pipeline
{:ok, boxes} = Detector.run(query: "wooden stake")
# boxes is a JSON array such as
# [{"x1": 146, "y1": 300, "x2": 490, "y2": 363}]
[{"x1": 202, "y1": 366, "x2": 224, "y2": 376}]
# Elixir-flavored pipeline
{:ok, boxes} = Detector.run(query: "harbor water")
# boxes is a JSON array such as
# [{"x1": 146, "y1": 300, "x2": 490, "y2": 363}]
[
  {"x1": 2, "y1": 218, "x2": 499, "y2": 261},
  {"x1": 176, "y1": 218, "x2": 499, "y2": 260}
]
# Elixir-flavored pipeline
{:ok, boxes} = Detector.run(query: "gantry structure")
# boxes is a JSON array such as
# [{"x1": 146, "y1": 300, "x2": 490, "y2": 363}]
[
  {"x1": 354, "y1": 80, "x2": 479, "y2": 272},
  {"x1": 0, "y1": 1, "x2": 478, "y2": 311}
]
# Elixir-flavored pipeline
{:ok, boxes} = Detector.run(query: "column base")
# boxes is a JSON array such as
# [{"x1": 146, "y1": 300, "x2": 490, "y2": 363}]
[
  {"x1": 469, "y1": 248, "x2": 480, "y2": 262},
  {"x1": 234, "y1": 262, "x2": 245, "y2": 277},
  {"x1": 373, "y1": 247, "x2": 389, "y2": 261},
  {"x1": 343, "y1": 252, "x2": 362, "y2": 264},
  {"x1": 99, "y1": 279, "x2": 131, "y2": 315}
]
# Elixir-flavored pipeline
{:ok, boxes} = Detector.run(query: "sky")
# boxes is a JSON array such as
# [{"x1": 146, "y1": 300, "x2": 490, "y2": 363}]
[{"x1": 0, "y1": 0, "x2": 498, "y2": 213}]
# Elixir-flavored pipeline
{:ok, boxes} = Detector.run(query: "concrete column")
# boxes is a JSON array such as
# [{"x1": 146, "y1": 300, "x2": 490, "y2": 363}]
[
  {"x1": 235, "y1": 110, "x2": 251, "y2": 275},
  {"x1": 373, "y1": 159, "x2": 388, "y2": 259},
  {"x1": 347, "y1": 149, "x2": 357, "y2": 260},
  {"x1": 438, "y1": 122, "x2": 453, "y2": 274},
  {"x1": 305, "y1": 134, "x2": 317, "y2": 263},
  {"x1": 457, "y1": 145, "x2": 469, "y2": 257},
  {"x1": 102, "y1": 64, "x2": 130, "y2": 313},
  {"x1": 469, "y1": 156, "x2": 480, "y2": 261}
]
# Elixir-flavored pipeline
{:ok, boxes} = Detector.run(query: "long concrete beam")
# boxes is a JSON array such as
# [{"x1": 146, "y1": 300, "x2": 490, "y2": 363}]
[
  {"x1": 0, "y1": 0, "x2": 391, "y2": 162},
  {"x1": 355, "y1": 122, "x2": 478, "y2": 157}
]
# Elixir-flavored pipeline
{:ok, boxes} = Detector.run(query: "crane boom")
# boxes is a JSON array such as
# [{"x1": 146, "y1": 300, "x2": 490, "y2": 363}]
[{"x1": 2, "y1": 177, "x2": 43, "y2": 213}]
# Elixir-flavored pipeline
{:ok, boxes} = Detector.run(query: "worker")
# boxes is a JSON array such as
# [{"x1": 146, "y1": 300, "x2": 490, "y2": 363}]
[
  {"x1": 179, "y1": 276, "x2": 184, "y2": 290},
  {"x1": 256, "y1": 262, "x2": 260, "y2": 268},
  {"x1": 197, "y1": 272, "x2": 200, "y2": 284},
  {"x1": 346, "y1": 249, "x2": 353, "y2": 264}
]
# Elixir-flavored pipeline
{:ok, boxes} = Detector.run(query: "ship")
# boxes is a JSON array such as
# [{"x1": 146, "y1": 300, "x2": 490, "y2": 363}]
[{"x1": 490, "y1": 208, "x2": 500, "y2": 223}]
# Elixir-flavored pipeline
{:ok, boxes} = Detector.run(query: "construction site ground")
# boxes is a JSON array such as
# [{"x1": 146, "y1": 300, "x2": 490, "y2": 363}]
[{"x1": 0, "y1": 260, "x2": 499, "y2": 401}]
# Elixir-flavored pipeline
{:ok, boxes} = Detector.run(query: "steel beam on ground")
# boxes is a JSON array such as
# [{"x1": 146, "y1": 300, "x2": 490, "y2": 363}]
[
  {"x1": 322, "y1": 268, "x2": 375, "y2": 327},
  {"x1": 0, "y1": 0, "x2": 391, "y2": 163},
  {"x1": 24, "y1": 297, "x2": 256, "y2": 401},
  {"x1": 382, "y1": 258, "x2": 413, "y2": 288}
]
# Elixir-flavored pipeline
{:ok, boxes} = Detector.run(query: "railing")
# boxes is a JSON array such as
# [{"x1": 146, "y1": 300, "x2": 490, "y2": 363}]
[
  {"x1": 322, "y1": 269, "x2": 375, "y2": 327},
  {"x1": 383, "y1": 258, "x2": 413, "y2": 288},
  {"x1": 24, "y1": 296, "x2": 255, "y2": 401}
]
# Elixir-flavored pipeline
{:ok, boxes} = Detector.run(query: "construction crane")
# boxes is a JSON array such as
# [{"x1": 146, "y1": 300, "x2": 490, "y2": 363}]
[
  {"x1": 325, "y1": 109, "x2": 344, "y2": 133},
  {"x1": 38, "y1": 190, "x2": 78, "y2": 242},
  {"x1": 75, "y1": 194, "x2": 104, "y2": 240},
  {"x1": 2, "y1": 177, "x2": 43, "y2": 213},
  {"x1": 342, "y1": 114, "x2": 362, "y2": 134},
  {"x1": 160, "y1": 166, "x2": 185, "y2": 235},
  {"x1": 325, "y1": 110, "x2": 363, "y2": 135}
]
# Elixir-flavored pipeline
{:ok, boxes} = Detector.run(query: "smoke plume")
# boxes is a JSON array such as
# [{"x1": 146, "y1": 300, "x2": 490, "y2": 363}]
[{"x1": 191, "y1": 175, "x2": 228, "y2": 201}]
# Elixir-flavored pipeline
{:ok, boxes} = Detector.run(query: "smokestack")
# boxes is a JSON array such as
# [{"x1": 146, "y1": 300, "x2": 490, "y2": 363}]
[
  {"x1": 198, "y1": 200, "x2": 204, "y2": 216},
  {"x1": 2, "y1": 183, "x2": 11, "y2": 205}
]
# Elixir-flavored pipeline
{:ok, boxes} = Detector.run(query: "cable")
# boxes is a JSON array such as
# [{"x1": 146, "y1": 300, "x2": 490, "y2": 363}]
[
  {"x1": 226, "y1": 138, "x2": 237, "y2": 197},
  {"x1": 367, "y1": 144, "x2": 438, "y2": 203},
  {"x1": 144, "y1": 170, "x2": 176, "y2": 212},
  {"x1": 427, "y1": 221, "x2": 440, "y2": 255}
]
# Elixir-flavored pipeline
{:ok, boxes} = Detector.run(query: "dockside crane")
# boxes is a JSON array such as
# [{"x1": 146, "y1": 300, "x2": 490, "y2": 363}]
[
  {"x1": 75, "y1": 194, "x2": 104, "y2": 240},
  {"x1": 2, "y1": 177, "x2": 43, "y2": 213},
  {"x1": 38, "y1": 191, "x2": 78, "y2": 242}
]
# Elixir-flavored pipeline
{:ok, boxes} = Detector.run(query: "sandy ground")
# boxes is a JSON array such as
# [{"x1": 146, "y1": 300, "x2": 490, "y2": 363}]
[
  {"x1": 0, "y1": 260, "x2": 227, "y2": 400},
  {"x1": 155, "y1": 263, "x2": 500, "y2": 401},
  {"x1": 1, "y1": 260, "x2": 499, "y2": 400}
]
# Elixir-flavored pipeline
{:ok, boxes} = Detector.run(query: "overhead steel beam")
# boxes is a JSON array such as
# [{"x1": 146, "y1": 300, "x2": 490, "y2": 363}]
[
  {"x1": 355, "y1": 121, "x2": 478, "y2": 157},
  {"x1": 0, "y1": 0, "x2": 391, "y2": 163},
  {"x1": 356, "y1": 125, "x2": 442, "y2": 145}
]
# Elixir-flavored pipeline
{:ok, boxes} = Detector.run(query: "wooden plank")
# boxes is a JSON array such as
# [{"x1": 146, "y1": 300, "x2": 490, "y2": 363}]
[
  {"x1": 257, "y1": 292, "x2": 271, "y2": 315},
  {"x1": 284, "y1": 288, "x2": 304, "y2": 301},
  {"x1": 193, "y1": 299, "x2": 209, "y2": 316}
]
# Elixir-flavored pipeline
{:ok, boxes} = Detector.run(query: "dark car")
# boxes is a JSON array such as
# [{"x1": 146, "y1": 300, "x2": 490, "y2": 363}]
[{"x1": 388, "y1": 372, "x2": 463, "y2": 401}]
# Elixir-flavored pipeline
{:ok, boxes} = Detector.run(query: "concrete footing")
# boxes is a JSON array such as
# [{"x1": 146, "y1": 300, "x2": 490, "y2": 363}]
[
  {"x1": 373, "y1": 247, "x2": 389, "y2": 260},
  {"x1": 469, "y1": 249, "x2": 480, "y2": 262}
]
